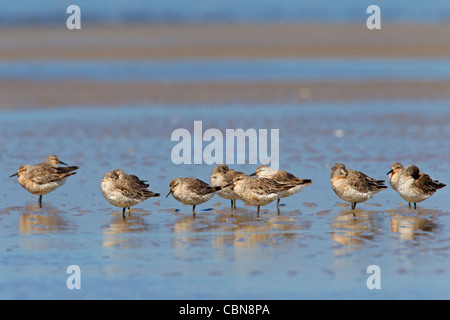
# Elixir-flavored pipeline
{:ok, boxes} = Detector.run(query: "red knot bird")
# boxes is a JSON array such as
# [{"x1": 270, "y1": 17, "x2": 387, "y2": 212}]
[
  {"x1": 229, "y1": 175, "x2": 304, "y2": 216},
  {"x1": 250, "y1": 165, "x2": 312, "y2": 207},
  {"x1": 330, "y1": 163, "x2": 386, "y2": 211},
  {"x1": 39, "y1": 155, "x2": 69, "y2": 167},
  {"x1": 387, "y1": 162, "x2": 404, "y2": 192},
  {"x1": 101, "y1": 169, "x2": 160, "y2": 218},
  {"x1": 166, "y1": 177, "x2": 224, "y2": 214},
  {"x1": 10, "y1": 161, "x2": 79, "y2": 208},
  {"x1": 390, "y1": 163, "x2": 446, "y2": 209},
  {"x1": 210, "y1": 164, "x2": 247, "y2": 209}
]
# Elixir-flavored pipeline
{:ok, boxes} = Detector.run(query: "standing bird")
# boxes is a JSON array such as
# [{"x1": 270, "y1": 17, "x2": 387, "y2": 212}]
[
  {"x1": 10, "y1": 163, "x2": 79, "y2": 208},
  {"x1": 330, "y1": 163, "x2": 386, "y2": 211},
  {"x1": 250, "y1": 165, "x2": 312, "y2": 207},
  {"x1": 210, "y1": 164, "x2": 247, "y2": 209},
  {"x1": 392, "y1": 164, "x2": 445, "y2": 209},
  {"x1": 230, "y1": 175, "x2": 303, "y2": 216},
  {"x1": 101, "y1": 169, "x2": 160, "y2": 218},
  {"x1": 166, "y1": 178, "x2": 222, "y2": 214}
]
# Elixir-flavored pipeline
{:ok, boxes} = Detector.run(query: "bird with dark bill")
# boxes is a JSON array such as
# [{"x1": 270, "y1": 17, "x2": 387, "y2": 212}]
[
  {"x1": 210, "y1": 164, "x2": 247, "y2": 209},
  {"x1": 250, "y1": 165, "x2": 312, "y2": 207},
  {"x1": 389, "y1": 163, "x2": 445, "y2": 209},
  {"x1": 330, "y1": 163, "x2": 386, "y2": 211},
  {"x1": 10, "y1": 162, "x2": 79, "y2": 208},
  {"x1": 167, "y1": 177, "x2": 223, "y2": 214}
]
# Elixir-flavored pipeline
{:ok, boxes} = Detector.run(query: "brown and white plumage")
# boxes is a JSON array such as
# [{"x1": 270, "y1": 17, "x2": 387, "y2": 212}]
[
  {"x1": 250, "y1": 165, "x2": 312, "y2": 206},
  {"x1": 387, "y1": 162, "x2": 404, "y2": 192},
  {"x1": 330, "y1": 163, "x2": 386, "y2": 210},
  {"x1": 39, "y1": 155, "x2": 68, "y2": 168},
  {"x1": 10, "y1": 163, "x2": 79, "y2": 207},
  {"x1": 210, "y1": 164, "x2": 247, "y2": 209},
  {"x1": 101, "y1": 169, "x2": 160, "y2": 218},
  {"x1": 166, "y1": 177, "x2": 222, "y2": 214},
  {"x1": 230, "y1": 175, "x2": 303, "y2": 215},
  {"x1": 395, "y1": 164, "x2": 445, "y2": 209}
]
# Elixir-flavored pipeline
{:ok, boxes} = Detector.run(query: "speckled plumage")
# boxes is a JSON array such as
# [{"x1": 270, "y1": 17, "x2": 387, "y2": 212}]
[
  {"x1": 330, "y1": 163, "x2": 386, "y2": 210},
  {"x1": 230, "y1": 175, "x2": 302, "y2": 215},
  {"x1": 10, "y1": 162, "x2": 79, "y2": 207},
  {"x1": 101, "y1": 169, "x2": 160, "y2": 217},
  {"x1": 39, "y1": 155, "x2": 68, "y2": 168},
  {"x1": 394, "y1": 164, "x2": 445, "y2": 209},
  {"x1": 251, "y1": 165, "x2": 312, "y2": 206},
  {"x1": 167, "y1": 177, "x2": 221, "y2": 213},
  {"x1": 210, "y1": 164, "x2": 247, "y2": 209}
]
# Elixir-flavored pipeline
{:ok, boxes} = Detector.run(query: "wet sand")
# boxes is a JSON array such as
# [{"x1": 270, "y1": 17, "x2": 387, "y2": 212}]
[
  {"x1": 2, "y1": 23, "x2": 450, "y2": 60},
  {"x1": 1, "y1": 23, "x2": 450, "y2": 109},
  {"x1": 2, "y1": 80, "x2": 450, "y2": 110}
]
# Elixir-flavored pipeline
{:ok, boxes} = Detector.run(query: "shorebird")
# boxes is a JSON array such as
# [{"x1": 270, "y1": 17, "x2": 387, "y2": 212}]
[
  {"x1": 166, "y1": 178, "x2": 222, "y2": 214},
  {"x1": 230, "y1": 175, "x2": 302, "y2": 215},
  {"x1": 391, "y1": 164, "x2": 446, "y2": 209},
  {"x1": 387, "y1": 162, "x2": 404, "y2": 192},
  {"x1": 250, "y1": 165, "x2": 312, "y2": 206},
  {"x1": 39, "y1": 155, "x2": 68, "y2": 167},
  {"x1": 101, "y1": 169, "x2": 160, "y2": 218},
  {"x1": 210, "y1": 164, "x2": 247, "y2": 209},
  {"x1": 10, "y1": 163, "x2": 79, "y2": 207},
  {"x1": 330, "y1": 163, "x2": 387, "y2": 211}
]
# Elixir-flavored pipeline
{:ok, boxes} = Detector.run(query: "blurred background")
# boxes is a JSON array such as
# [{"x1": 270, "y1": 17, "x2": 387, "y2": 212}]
[
  {"x1": 1, "y1": 0, "x2": 450, "y2": 109},
  {"x1": 1, "y1": 1, "x2": 450, "y2": 300}
]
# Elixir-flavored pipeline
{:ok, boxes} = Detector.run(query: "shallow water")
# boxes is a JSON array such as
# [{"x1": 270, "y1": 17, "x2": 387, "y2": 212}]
[
  {"x1": 1, "y1": 0, "x2": 450, "y2": 26},
  {"x1": 1, "y1": 100, "x2": 449, "y2": 299},
  {"x1": 2, "y1": 59, "x2": 450, "y2": 82}
]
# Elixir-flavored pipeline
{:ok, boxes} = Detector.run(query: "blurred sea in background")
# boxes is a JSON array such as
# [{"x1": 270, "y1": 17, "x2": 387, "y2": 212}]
[{"x1": 1, "y1": 0, "x2": 450, "y2": 26}]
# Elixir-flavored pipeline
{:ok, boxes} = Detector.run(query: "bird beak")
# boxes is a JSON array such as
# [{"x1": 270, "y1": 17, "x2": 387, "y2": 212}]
[
  {"x1": 249, "y1": 172, "x2": 256, "y2": 176},
  {"x1": 166, "y1": 190, "x2": 173, "y2": 198},
  {"x1": 222, "y1": 182, "x2": 233, "y2": 189},
  {"x1": 9, "y1": 172, "x2": 18, "y2": 178},
  {"x1": 58, "y1": 160, "x2": 68, "y2": 166},
  {"x1": 387, "y1": 169, "x2": 393, "y2": 175}
]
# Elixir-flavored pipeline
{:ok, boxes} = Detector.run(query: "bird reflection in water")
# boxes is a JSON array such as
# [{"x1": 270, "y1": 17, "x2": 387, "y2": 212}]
[
  {"x1": 331, "y1": 208, "x2": 382, "y2": 246},
  {"x1": 171, "y1": 208, "x2": 311, "y2": 251},
  {"x1": 387, "y1": 206, "x2": 441, "y2": 241},
  {"x1": 17, "y1": 203, "x2": 72, "y2": 235},
  {"x1": 102, "y1": 209, "x2": 151, "y2": 248}
]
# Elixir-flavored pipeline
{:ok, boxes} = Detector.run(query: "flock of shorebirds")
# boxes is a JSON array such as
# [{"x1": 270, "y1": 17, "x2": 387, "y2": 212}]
[{"x1": 9, "y1": 155, "x2": 446, "y2": 218}]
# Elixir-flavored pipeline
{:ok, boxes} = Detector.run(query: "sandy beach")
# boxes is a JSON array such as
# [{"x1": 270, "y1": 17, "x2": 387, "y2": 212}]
[{"x1": 1, "y1": 23, "x2": 450, "y2": 109}]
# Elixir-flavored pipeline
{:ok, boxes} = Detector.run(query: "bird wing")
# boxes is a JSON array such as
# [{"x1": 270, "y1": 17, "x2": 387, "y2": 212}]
[
  {"x1": 29, "y1": 166, "x2": 78, "y2": 185},
  {"x1": 272, "y1": 171, "x2": 312, "y2": 185},
  {"x1": 415, "y1": 173, "x2": 446, "y2": 194},
  {"x1": 347, "y1": 169, "x2": 386, "y2": 193},
  {"x1": 190, "y1": 179, "x2": 218, "y2": 195},
  {"x1": 118, "y1": 178, "x2": 159, "y2": 200}
]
